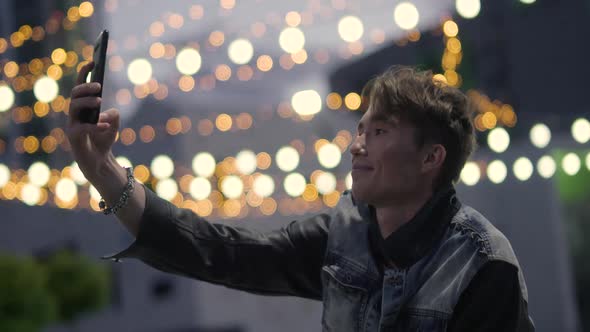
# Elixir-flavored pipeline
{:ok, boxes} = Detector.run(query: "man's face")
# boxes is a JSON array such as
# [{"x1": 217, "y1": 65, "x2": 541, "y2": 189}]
[{"x1": 349, "y1": 106, "x2": 427, "y2": 206}]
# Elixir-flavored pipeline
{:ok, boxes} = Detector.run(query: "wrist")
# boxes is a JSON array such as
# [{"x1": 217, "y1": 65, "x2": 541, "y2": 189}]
[{"x1": 89, "y1": 154, "x2": 128, "y2": 195}]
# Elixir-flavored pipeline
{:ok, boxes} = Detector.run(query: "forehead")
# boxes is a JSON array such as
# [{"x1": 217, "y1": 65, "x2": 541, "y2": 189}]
[{"x1": 359, "y1": 105, "x2": 398, "y2": 125}]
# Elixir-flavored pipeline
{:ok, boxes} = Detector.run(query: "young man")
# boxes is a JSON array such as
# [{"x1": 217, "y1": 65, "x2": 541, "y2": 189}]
[{"x1": 67, "y1": 64, "x2": 534, "y2": 331}]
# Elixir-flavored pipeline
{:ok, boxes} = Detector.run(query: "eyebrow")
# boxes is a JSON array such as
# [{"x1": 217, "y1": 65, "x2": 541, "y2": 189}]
[
  {"x1": 356, "y1": 112, "x2": 397, "y2": 132},
  {"x1": 369, "y1": 112, "x2": 398, "y2": 125}
]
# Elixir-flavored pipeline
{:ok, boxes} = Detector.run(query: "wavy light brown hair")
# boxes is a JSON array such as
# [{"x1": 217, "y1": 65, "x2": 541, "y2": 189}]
[{"x1": 361, "y1": 66, "x2": 477, "y2": 188}]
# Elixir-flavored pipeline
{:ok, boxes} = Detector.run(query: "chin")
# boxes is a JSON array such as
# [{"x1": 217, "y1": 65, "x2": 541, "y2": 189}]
[{"x1": 351, "y1": 184, "x2": 371, "y2": 203}]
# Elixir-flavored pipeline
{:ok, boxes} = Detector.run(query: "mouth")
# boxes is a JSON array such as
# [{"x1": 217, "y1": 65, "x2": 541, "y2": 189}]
[{"x1": 352, "y1": 165, "x2": 374, "y2": 172}]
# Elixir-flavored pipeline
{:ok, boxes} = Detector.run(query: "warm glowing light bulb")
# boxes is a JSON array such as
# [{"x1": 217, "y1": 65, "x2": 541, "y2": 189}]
[
  {"x1": 529, "y1": 123, "x2": 551, "y2": 148},
  {"x1": 156, "y1": 178, "x2": 178, "y2": 201},
  {"x1": 0, "y1": 85, "x2": 15, "y2": 112},
  {"x1": 220, "y1": 175, "x2": 244, "y2": 199},
  {"x1": 276, "y1": 146, "x2": 300, "y2": 172},
  {"x1": 150, "y1": 155, "x2": 174, "y2": 179},
  {"x1": 338, "y1": 16, "x2": 364, "y2": 42},
  {"x1": 456, "y1": 0, "x2": 481, "y2": 19},
  {"x1": 176, "y1": 47, "x2": 202, "y2": 75},
  {"x1": 28, "y1": 162, "x2": 51, "y2": 187},
  {"x1": 33, "y1": 76, "x2": 59, "y2": 102},
  {"x1": 291, "y1": 89, "x2": 322, "y2": 116},
  {"x1": 487, "y1": 160, "x2": 507, "y2": 184},
  {"x1": 537, "y1": 155, "x2": 556, "y2": 179},
  {"x1": 562, "y1": 153, "x2": 581, "y2": 176},
  {"x1": 253, "y1": 174, "x2": 275, "y2": 198},
  {"x1": 279, "y1": 28, "x2": 305, "y2": 54},
  {"x1": 189, "y1": 177, "x2": 211, "y2": 200},
  {"x1": 460, "y1": 162, "x2": 480, "y2": 186},
  {"x1": 394, "y1": 2, "x2": 420, "y2": 30},
  {"x1": 127, "y1": 58, "x2": 153, "y2": 85},
  {"x1": 318, "y1": 143, "x2": 342, "y2": 169},
  {"x1": 192, "y1": 152, "x2": 216, "y2": 177},
  {"x1": 513, "y1": 157, "x2": 533, "y2": 181},
  {"x1": 487, "y1": 128, "x2": 510, "y2": 153},
  {"x1": 228, "y1": 39, "x2": 254, "y2": 64},
  {"x1": 284, "y1": 173, "x2": 306, "y2": 197}
]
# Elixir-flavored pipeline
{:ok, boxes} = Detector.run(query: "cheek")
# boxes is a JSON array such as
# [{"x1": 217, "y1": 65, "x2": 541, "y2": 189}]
[{"x1": 380, "y1": 150, "x2": 422, "y2": 175}]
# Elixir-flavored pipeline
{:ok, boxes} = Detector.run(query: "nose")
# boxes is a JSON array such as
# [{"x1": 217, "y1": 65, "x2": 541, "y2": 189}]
[{"x1": 350, "y1": 133, "x2": 366, "y2": 156}]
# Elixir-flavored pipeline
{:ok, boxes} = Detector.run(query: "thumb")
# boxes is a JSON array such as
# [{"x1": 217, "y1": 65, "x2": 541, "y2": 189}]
[{"x1": 98, "y1": 108, "x2": 121, "y2": 131}]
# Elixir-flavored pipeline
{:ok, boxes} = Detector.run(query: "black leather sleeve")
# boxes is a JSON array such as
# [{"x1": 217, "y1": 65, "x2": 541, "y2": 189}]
[
  {"x1": 447, "y1": 261, "x2": 535, "y2": 332},
  {"x1": 103, "y1": 185, "x2": 331, "y2": 300}
]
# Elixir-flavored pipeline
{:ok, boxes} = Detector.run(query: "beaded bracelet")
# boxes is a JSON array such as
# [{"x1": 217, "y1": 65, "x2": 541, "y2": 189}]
[{"x1": 99, "y1": 167, "x2": 135, "y2": 215}]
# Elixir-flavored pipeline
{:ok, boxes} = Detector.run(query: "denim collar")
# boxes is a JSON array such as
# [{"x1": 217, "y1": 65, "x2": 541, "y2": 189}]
[{"x1": 364, "y1": 185, "x2": 461, "y2": 269}]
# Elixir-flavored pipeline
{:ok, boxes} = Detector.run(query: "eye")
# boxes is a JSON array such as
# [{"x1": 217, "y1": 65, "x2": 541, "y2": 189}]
[{"x1": 374, "y1": 128, "x2": 386, "y2": 135}]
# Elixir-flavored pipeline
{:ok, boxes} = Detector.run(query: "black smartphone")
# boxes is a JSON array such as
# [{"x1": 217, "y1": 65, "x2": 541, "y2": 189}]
[{"x1": 81, "y1": 29, "x2": 109, "y2": 124}]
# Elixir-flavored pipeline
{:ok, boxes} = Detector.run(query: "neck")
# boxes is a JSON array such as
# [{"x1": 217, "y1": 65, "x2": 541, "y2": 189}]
[{"x1": 374, "y1": 188, "x2": 434, "y2": 238}]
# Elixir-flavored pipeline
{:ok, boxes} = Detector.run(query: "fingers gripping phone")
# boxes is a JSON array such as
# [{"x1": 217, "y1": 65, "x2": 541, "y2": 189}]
[{"x1": 81, "y1": 29, "x2": 109, "y2": 124}]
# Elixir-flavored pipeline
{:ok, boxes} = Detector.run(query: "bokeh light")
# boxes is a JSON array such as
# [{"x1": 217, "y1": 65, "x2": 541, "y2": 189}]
[
  {"x1": 189, "y1": 177, "x2": 211, "y2": 200},
  {"x1": 21, "y1": 183, "x2": 41, "y2": 206},
  {"x1": 394, "y1": 2, "x2": 420, "y2": 30},
  {"x1": 220, "y1": 175, "x2": 244, "y2": 199},
  {"x1": 513, "y1": 157, "x2": 533, "y2": 181},
  {"x1": 284, "y1": 173, "x2": 306, "y2": 197},
  {"x1": 572, "y1": 118, "x2": 590, "y2": 144},
  {"x1": 487, "y1": 127, "x2": 510, "y2": 153},
  {"x1": 193, "y1": 152, "x2": 216, "y2": 177},
  {"x1": 318, "y1": 143, "x2": 342, "y2": 169},
  {"x1": 156, "y1": 178, "x2": 178, "y2": 201},
  {"x1": 55, "y1": 178, "x2": 77, "y2": 202},
  {"x1": 537, "y1": 155, "x2": 556, "y2": 179},
  {"x1": 291, "y1": 90, "x2": 322, "y2": 116},
  {"x1": 487, "y1": 160, "x2": 507, "y2": 184},
  {"x1": 456, "y1": 0, "x2": 481, "y2": 19},
  {"x1": 176, "y1": 47, "x2": 202, "y2": 75},
  {"x1": 215, "y1": 113, "x2": 232, "y2": 131},
  {"x1": 276, "y1": 146, "x2": 300, "y2": 172},
  {"x1": 116, "y1": 156, "x2": 133, "y2": 168},
  {"x1": 0, "y1": 164, "x2": 10, "y2": 187},
  {"x1": 151, "y1": 155, "x2": 174, "y2": 179},
  {"x1": 0, "y1": 85, "x2": 15, "y2": 112},
  {"x1": 443, "y1": 20, "x2": 459, "y2": 37},
  {"x1": 529, "y1": 123, "x2": 551, "y2": 148},
  {"x1": 344, "y1": 92, "x2": 362, "y2": 110},
  {"x1": 228, "y1": 38, "x2": 254, "y2": 64},
  {"x1": 236, "y1": 150, "x2": 257, "y2": 174},
  {"x1": 279, "y1": 27, "x2": 305, "y2": 54},
  {"x1": 127, "y1": 58, "x2": 153, "y2": 85},
  {"x1": 345, "y1": 172, "x2": 353, "y2": 190},
  {"x1": 79, "y1": 1, "x2": 94, "y2": 17},
  {"x1": 253, "y1": 174, "x2": 275, "y2": 198},
  {"x1": 562, "y1": 153, "x2": 581, "y2": 176},
  {"x1": 27, "y1": 162, "x2": 51, "y2": 187},
  {"x1": 89, "y1": 185, "x2": 101, "y2": 201},
  {"x1": 33, "y1": 76, "x2": 59, "y2": 102},
  {"x1": 460, "y1": 161, "x2": 480, "y2": 186},
  {"x1": 315, "y1": 172, "x2": 337, "y2": 194},
  {"x1": 338, "y1": 16, "x2": 364, "y2": 42}
]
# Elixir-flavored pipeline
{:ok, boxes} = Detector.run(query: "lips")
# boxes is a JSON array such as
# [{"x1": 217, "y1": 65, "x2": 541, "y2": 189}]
[{"x1": 352, "y1": 164, "x2": 373, "y2": 171}]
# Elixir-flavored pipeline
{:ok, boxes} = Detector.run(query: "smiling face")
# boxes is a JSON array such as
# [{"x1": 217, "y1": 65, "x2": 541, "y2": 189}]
[{"x1": 349, "y1": 105, "x2": 431, "y2": 207}]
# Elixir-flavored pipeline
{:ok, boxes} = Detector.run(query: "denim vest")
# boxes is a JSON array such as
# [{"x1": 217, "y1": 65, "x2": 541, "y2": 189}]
[{"x1": 320, "y1": 191, "x2": 529, "y2": 331}]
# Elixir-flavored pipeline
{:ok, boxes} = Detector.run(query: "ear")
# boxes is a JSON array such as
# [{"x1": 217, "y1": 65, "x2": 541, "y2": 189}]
[{"x1": 422, "y1": 144, "x2": 446, "y2": 173}]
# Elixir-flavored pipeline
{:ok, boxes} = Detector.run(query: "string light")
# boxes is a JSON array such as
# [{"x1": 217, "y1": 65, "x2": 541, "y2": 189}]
[
  {"x1": 1, "y1": 1, "x2": 544, "y2": 217},
  {"x1": 394, "y1": 2, "x2": 420, "y2": 30}
]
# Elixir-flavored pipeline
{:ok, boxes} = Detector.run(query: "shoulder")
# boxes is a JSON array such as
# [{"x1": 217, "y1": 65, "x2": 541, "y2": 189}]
[
  {"x1": 449, "y1": 204, "x2": 529, "y2": 302},
  {"x1": 451, "y1": 205, "x2": 517, "y2": 263}
]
